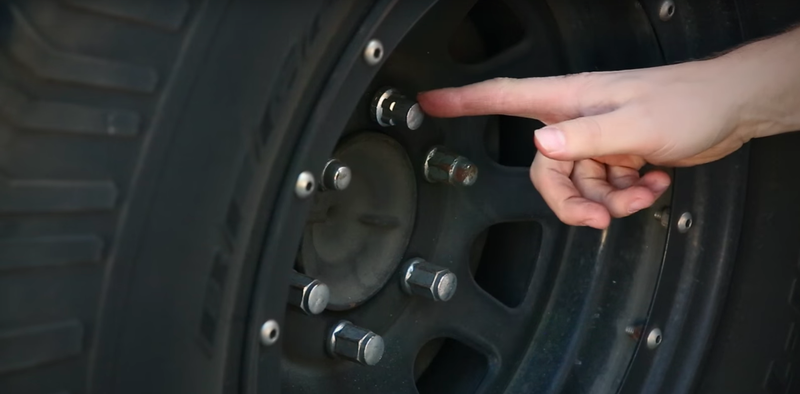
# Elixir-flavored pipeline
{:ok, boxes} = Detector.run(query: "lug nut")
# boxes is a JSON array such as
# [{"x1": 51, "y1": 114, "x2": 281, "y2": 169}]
[
  {"x1": 321, "y1": 159, "x2": 352, "y2": 191},
  {"x1": 371, "y1": 87, "x2": 424, "y2": 130},
  {"x1": 328, "y1": 321, "x2": 384, "y2": 366},
  {"x1": 401, "y1": 258, "x2": 457, "y2": 301},
  {"x1": 423, "y1": 147, "x2": 478, "y2": 186},
  {"x1": 287, "y1": 271, "x2": 330, "y2": 315}
]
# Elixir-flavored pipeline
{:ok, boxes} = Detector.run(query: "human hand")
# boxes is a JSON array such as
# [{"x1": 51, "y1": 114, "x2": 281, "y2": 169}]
[{"x1": 418, "y1": 59, "x2": 756, "y2": 229}]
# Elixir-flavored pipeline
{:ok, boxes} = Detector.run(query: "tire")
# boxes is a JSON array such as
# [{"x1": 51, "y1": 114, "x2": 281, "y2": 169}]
[
  {"x1": 0, "y1": 1, "x2": 369, "y2": 393},
  {"x1": 0, "y1": 1, "x2": 799, "y2": 394}
]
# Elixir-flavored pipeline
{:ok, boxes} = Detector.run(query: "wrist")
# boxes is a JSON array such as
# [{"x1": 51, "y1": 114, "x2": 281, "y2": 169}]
[{"x1": 714, "y1": 28, "x2": 800, "y2": 139}]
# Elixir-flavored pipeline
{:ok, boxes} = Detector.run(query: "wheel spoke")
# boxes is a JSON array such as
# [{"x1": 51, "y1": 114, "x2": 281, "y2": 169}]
[
  {"x1": 393, "y1": 0, "x2": 478, "y2": 59},
  {"x1": 446, "y1": 279, "x2": 529, "y2": 356},
  {"x1": 463, "y1": 163, "x2": 556, "y2": 225}
]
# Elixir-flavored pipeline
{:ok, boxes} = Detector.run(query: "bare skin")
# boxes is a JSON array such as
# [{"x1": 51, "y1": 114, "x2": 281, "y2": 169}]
[{"x1": 418, "y1": 27, "x2": 800, "y2": 229}]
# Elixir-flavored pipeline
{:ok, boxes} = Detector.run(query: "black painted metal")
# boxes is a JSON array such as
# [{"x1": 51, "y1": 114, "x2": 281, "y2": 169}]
[
  {"x1": 617, "y1": 1, "x2": 748, "y2": 393},
  {"x1": 245, "y1": 0, "x2": 747, "y2": 393}
]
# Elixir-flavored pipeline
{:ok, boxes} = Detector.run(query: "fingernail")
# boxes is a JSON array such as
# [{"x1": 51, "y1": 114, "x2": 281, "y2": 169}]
[
  {"x1": 535, "y1": 127, "x2": 565, "y2": 154},
  {"x1": 628, "y1": 199, "x2": 649, "y2": 213}
]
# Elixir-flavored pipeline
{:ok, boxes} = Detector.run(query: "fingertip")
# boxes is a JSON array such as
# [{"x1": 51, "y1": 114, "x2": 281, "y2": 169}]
[
  {"x1": 638, "y1": 170, "x2": 672, "y2": 195},
  {"x1": 559, "y1": 199, "x2": 611, "y2": 229},
  {"x1": 582, "y1": 214, "x2": 611, "y2": 229},
  {"x1": 603, "y1": 185, "x2": 657, "y2": 217},
  {"x1": 416, "y1": 89, "x2": 459, "y2": 117},
  {"x1": 534, "y1": 126, "x2": 566, "y2": 157}
]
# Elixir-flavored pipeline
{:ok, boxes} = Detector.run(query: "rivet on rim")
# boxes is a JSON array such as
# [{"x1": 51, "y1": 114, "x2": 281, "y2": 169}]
[
  {"x1": 260, "y1": 319, "x2": 280, "y2": 346},
  {"x1": 295, "y1": 171, "x2": 316, "y2": 199},
  {"x1": 646, "y1": 327, "x2": 663, "y2": 349},
  {"x1": 677, "y1": 212, "x2": 693, "y2": 233},
  {"x1": 363, "y1": 39, "x2": 384, "y2": 65},
  {"x1": 659, "y1": 0, "x2": 676, "y2": 21}
]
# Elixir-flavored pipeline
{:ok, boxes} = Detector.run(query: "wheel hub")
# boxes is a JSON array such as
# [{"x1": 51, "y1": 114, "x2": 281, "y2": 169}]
[{"x1": 299, "y1": 132, "x2": 417, "y2": 310}]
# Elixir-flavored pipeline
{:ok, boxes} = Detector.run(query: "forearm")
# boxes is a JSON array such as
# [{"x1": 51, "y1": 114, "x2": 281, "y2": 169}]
[{"x1": 715, "y1": 26, "x2": 800, "y2": 138}]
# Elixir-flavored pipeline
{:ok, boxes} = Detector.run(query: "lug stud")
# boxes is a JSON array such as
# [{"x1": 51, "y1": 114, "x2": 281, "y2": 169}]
[
  {"x1": 328, "y1": 321, "x2": 385, "y2": 366},
  {"x1": 288, "y1": 271, "x2": 330, "y2": 315},
  {"x1": 321, "y1": 159, "x2": 351, "y2": 191},
  {"x1": 423, "y1": 146, "x2": 478, "y2": 186},
  {"x1": 653, "y1": 207, "x2": 670, "y2": 228},
  {"x1": 371, "y1": 87, "x2": 424, "y2": 130},
  {"x1": 401, "y1": 258, "x2": 457, "y2": 302}
]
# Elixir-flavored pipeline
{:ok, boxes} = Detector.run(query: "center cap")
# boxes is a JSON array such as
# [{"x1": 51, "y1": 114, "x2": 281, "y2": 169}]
[{"x1": 299, "y1": 132, "x2": 417, "y2": 310}]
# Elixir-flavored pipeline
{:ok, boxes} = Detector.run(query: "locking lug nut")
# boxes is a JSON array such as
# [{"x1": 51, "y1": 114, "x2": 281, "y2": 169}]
[
  {"x1": 371, "y1": 87, "x2": 424, "y2": 130},
  {"x1": 328, "y1": 321, "x2": 385, "y2": 366},
  {"x1": 401, "y1": 258, "x2": 457, "y2": 302},
  {"x1": 423, "y1": 146, "x2": 478, "y2": 186},
  {"x1": 321, "y1": 159, "x2": 351, "y2": 191},
  {"x1": 287, "y1": 271, "x2": 330, "y2": 315}
]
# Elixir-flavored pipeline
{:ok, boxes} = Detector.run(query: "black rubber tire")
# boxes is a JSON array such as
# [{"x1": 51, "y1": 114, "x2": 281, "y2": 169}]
[
  {"x1": 691, "y1": 5, "x2": 800, "y2": 394},
  {"x1": 0, "y1": 1, "x2": 799, "y2": 394},
  {"x1": 0, "y1": 1, "x2": 369, "y2": 393}
]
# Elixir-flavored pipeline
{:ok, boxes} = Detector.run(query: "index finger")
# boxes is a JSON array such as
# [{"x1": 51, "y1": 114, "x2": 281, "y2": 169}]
[
  {"x1": 530, "y1": 152, "x2": 611, "y2": 229},
  {"x1": 417, "y1": 76, "x2": 587, "y2": 120}
]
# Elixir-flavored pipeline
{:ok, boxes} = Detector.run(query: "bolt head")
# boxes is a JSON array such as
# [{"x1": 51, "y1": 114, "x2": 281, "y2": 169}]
[
  {"x1": 322, "y1": 159, "x2": 352, "y2": 191},
  {"x1": 329, "y1": 321, "x2": 384, "y2": 366},
  {"x1": 305, "y1": 282, "x2": 330, "y2": 314},
  {"x1": 435, "y1": 271, "x2": 458, "y2": 301},
  {"x1": 402, "y1": 258, "x2": 458, "y2": 301},
  {"x1": 406, "y1": 103, "x2": 424, "y2": 130},
  {"x1": 361, "y1": 333, "x2": 385, "y2": 366},
  {"x1": 423, "y1": 147, "x2": 478, "y2": 186},
  {"x1": 451, "y1": 157, "x2": 478, "y2": 186},
  {"x1": 288, "y1": 272, "x2": 330, "y2": 315}
]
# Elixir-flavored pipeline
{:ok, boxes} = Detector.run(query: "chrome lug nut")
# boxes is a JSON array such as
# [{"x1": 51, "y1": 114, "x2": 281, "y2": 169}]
[
  {"x1": 287, "y1": 271, "x2": 330, "y2": 315},
  {"x1": 321, "y1": 159, "x2": 352, "y2": 191},
  {"x1": 423, "y1": 146, "x2": 478, "y2": 186},
  {"x1": 371, "y1": 87, "x2": 424, "y2": 130},
  {"x1": 401, "y1": 258, "x2": 457, "y2": 302},
  {"x1": 328, "y1": 321, "x2": 384, "y2": 366}
]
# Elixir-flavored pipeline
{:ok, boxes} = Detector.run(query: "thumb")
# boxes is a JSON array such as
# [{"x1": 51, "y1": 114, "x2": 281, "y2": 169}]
[
  {"x1": 534, "y1": 110, "x2": 655, "y2": 161},
  {"x1": 418, "y1": 76, "x2": 588, "y2": 119}
]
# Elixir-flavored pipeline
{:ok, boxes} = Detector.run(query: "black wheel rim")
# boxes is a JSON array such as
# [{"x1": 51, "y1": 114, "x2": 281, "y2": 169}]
[{"x1": 243, "y1": 1, "x2": 747, "y2": 393}]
